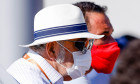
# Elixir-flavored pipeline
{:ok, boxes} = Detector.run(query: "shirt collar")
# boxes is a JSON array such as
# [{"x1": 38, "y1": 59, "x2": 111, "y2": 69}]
[{"x1": 26, "y1": 49, "x2": 63, "y2": 84}]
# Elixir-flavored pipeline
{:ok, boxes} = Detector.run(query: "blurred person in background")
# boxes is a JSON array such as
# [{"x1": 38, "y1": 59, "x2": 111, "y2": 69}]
[
  {"x1": 63, "y1": 2, "x2": 120, "y2": 84},
  {"x1": 115, "y1": 34, "x2": 138, "y2": 51},
  {"x1": 112, "y1": 35, "x2": 138, "y2": 74},
  {"x1": 6, "y1": 4, "x2": 104, "y2": 84},
  {"x1": 110, "y1": 39, "x2": 140, "y2": 84}
]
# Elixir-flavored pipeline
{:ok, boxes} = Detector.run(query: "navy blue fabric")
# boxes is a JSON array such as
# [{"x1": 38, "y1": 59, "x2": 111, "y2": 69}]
[{"x1": 34, "y1": 23, "x2": 88, "y2": 40}]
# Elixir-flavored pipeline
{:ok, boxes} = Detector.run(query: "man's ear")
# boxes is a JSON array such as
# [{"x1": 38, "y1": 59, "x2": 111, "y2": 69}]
[{"x1": 45, "y1": 42, "x2": 56, "y2": 61}]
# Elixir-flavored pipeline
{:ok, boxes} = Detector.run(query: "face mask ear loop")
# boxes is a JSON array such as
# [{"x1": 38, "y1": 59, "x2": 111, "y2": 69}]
[
  {"x1": 56, "y1": 41, "x2": 75, "y2": 72},
  {"x1": 56, "y1": 41, "x2": 72, "y2": 54},
  {"x1": 55, "y1": 59, "x2": 67, "y2": 68}
]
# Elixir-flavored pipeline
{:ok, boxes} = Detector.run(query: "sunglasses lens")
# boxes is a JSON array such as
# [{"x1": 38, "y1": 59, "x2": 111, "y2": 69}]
[{"x1": 75, "y1": 42, "x2": 85, "y2": 51}]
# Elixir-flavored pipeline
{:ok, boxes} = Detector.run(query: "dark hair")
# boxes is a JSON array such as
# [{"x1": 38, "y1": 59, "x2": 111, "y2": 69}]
[
  {"x1": 110, "y1": 39, "x2": 140, "y2": 84},
  {"x1": 74, "y1": 2, "x2": 107, "y2": 16}
]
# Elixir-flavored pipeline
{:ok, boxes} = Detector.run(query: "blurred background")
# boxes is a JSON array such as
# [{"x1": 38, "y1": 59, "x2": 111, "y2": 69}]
[{"x1": 0, "y1": 0, "x2": 140, "y2": 71}]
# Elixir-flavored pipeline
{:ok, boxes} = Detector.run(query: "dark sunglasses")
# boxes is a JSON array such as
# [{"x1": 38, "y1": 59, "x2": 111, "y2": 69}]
[{"x1": 64, "y1": 39, "x2": 94, "y2": 54}]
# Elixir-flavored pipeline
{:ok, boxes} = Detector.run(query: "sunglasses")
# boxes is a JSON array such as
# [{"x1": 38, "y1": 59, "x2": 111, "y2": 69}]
[{"x1": 64, "y1": 39, "x2": 94, "y2": 54}]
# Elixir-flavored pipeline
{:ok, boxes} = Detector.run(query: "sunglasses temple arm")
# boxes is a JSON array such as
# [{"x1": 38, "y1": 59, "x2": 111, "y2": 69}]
[{"x1": 56, "y1": 41, "x2": 72, "y2": 53}]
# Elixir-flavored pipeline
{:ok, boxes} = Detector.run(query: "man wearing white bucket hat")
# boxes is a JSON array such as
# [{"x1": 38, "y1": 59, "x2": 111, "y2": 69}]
[{"x1": 7, "y1": 4, "x2": 103, "y2": 84}]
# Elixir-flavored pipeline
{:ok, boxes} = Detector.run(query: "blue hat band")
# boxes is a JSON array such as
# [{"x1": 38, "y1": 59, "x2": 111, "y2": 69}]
[{"x1": 34, "y1": 23, "x2": 88, "y2": 40}]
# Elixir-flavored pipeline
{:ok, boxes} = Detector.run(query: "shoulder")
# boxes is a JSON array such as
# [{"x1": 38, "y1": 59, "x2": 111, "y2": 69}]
[
  {"x1": 7, "y1": 58, "x2": 45, "y2": 84},
  {"x1": 7, "y1": 58, "x2": 39, "y2": 73}
]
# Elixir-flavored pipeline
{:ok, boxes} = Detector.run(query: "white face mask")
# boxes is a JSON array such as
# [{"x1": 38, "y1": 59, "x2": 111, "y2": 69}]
[{"x1": 56, "y1": 42, "x2": 91, "y2": 79}]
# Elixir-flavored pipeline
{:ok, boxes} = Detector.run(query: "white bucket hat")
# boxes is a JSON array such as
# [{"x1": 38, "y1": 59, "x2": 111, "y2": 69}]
[{"x1": 21, "y1": 4, "x2": 104, "y2": 47}]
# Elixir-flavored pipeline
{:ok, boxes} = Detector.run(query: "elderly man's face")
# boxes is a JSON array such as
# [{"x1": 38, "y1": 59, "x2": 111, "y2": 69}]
[
  {"x1": 85, "y1": 12, "x2": 115, "y2": 45},
  {"x1": 54, "y1": 38, "x2": 89, "y2": 80}
]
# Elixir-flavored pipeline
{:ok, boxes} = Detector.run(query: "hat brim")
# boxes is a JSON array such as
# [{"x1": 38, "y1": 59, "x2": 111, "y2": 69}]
[{"x1": 20, "y1": 32, "x2": 104, "y2": 47}]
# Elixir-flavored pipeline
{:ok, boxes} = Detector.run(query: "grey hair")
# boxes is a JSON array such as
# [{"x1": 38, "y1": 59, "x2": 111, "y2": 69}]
[
  {"x1": 29, "y1": 44, "x2": 46, "y2": 56},
  {"x1": 56, "y1": 46, "x2": 65, "y2": 63},
  {"x1": 56, "y1": 41, "x2": 66, "y2": 63},
  {"x1": 29, "y1": 41, "x2": 66, "y2": 63}
]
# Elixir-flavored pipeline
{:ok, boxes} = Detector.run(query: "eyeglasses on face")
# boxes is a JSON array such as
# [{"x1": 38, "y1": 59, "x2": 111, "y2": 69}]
[{"x1": 64, "y1": 39, "x2": 94, "y2": 54}]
